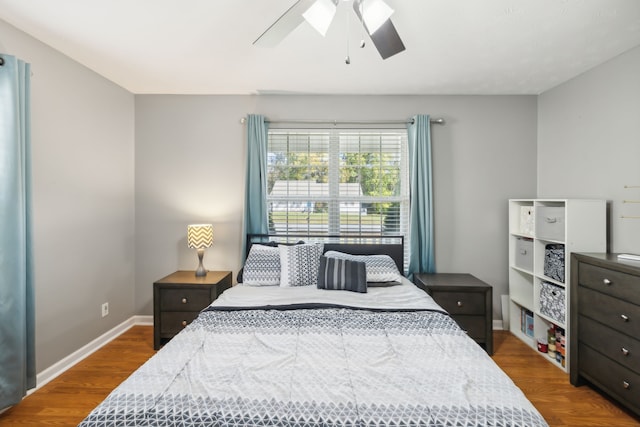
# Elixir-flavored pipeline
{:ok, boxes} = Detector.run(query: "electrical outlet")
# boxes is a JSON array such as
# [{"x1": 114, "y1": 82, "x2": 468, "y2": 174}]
[{"x1": 101, "y1": 302, "x2": 109, "y2": 317}]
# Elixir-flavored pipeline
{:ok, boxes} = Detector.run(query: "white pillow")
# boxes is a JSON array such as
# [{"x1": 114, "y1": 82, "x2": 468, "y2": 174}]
[
  {"x1": 323, "y1": 251, "x2": 403, "y2": 283},
  {"x1": 242, "y1": 244, "x2": 281, "y2": 286},
  {"x1": 279, "y1": 243, "x2": 324, "y2": 287}
]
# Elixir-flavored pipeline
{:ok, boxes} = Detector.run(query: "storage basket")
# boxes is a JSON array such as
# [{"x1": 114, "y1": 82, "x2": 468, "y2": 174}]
[
  {"x1": 544, "y1": 243, "x2": 565, "y2": 282},
  {"x1": 515, "y1": 237, "x2": 533, "y2": 271},
  {"x1": 539, "y1": 281, "x2": 565, "y2": 324},
  {"x1": 519, "y1": 206, "x2": 535, "y2": 235},
  {"x1": 536, "y1": 206, "x2": 565, "y2": 241}
]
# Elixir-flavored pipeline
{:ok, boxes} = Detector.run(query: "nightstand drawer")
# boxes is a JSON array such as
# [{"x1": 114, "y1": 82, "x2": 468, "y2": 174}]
[
  {"x1": 154, "y1": 270, "x2": 232, "y2": 350},
  {"x1": 453, "y1": 315, "x2": 486, "y2": 340},
  {"x1": 413, "y1": 273, "x2": 493, "y2": 355},
  {"x1": 431, "y1": 291, "x2": 485, "y2": 315},
  {"x1": 160, "y1": 288, "x2": 211, "y2": 311},
  {"x1": 160, "y1": 311, "x2": 200, "y2": 335}
]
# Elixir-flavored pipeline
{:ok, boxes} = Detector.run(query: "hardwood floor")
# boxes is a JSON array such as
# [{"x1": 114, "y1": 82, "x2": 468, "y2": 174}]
[
  {"x1": 492, "y1": 331, "x2": 639, "y2": 427},
  {"x1": 0, "y1": 326, "x2": 155, "y2": 426},
  {"x1": 0, "y1": 327, "x2": 638, "y2": 426}
]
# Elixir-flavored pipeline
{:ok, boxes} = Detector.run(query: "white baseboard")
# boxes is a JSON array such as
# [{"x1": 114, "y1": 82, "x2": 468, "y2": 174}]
[
  {"x1": 33, "y1": 315, "x2": 153, "y2": 393},
  {"x1": 133, "y1": 314, "x2": 153, "y2": 325},
  {"x1": 493, "y1": 319, "x2": 504, "y2": 330}
]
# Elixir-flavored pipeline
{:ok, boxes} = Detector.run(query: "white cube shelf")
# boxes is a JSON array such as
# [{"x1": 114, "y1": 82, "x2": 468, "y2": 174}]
[{"x1": 508, "y1": 199, "x2": 606, "y2": 373}]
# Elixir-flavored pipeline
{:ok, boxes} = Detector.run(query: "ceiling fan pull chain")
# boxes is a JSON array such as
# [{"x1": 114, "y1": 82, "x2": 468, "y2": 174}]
[
  {"x1": 345, "y1": 3, "x2": 351, "y2": 65},
  {"x1": 359, "y1": 0, "x2": 366, "y2": 48}
]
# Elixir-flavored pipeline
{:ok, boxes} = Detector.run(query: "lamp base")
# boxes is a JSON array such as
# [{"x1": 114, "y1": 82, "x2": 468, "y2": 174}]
[{"x1": 195, "y1": 248, "x2": 207, "y2": 277}]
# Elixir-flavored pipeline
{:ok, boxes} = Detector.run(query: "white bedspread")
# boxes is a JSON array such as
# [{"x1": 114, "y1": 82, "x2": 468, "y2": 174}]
[{"x1": 79, "y1": 280, "x2": 548, "y2": 427}]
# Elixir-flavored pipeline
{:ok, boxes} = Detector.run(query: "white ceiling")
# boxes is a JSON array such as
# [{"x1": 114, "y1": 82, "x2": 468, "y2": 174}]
[{"x1": 1, "y1": 0, "x2": 639, "y2": 95}]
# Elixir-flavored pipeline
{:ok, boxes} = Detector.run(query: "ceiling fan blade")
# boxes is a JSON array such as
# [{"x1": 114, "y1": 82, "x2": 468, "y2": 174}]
[
  {"x1": 352, "y1": 0, "x2": 405, "y2": 59},
  {"x1": 368, "y1": 19, "x2": 406, "y2": 59},
  {"x1": 254, "y1": 0, "x2": 317, "y2": 47}
]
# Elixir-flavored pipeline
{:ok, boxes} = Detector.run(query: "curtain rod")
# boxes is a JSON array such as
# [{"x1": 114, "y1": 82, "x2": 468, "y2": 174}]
[{"x1": 240, "y1": 117, "x2": 445, "y2": 126}]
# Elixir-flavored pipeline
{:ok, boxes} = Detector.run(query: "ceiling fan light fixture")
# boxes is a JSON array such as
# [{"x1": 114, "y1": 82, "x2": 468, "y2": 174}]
[
  {"x1": 303, "y1": 0, "x2": 338, "y2": 37},
  {"x1": 362, "y1": 0, "x2": 394, "y2": 34}
]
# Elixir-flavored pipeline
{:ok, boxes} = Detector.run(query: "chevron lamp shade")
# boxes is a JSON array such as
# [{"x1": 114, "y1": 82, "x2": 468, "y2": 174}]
[
  {"x1": 187, "y1": 224, "x2": 214, "y2": 249},
  {"x1": 187, "y1": 224, "x2": 214, "y2": 277}
]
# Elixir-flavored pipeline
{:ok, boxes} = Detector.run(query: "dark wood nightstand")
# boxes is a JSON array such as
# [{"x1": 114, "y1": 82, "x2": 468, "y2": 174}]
[
  {"x1": 153, "y1": 270, "x2": 232, "y2": 349},
  {"x1": 413, "y1": 273, "x2": 493, "y2": 355}
]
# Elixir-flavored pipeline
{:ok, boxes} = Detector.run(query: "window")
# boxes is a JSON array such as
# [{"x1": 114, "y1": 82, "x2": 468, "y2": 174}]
[{"x1": 266, "y1": 127, "x2": 410, "y2": 263}]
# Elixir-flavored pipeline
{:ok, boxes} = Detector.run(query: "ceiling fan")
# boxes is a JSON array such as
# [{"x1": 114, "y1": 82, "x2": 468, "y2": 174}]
[{"x1": 254, "y1": 0, "x2": 405, "y2": 60}]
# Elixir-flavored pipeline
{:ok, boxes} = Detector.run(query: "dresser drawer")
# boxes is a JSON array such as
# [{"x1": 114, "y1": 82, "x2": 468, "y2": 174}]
[
  {"x1": 452, "y1": 315, "x2": 486, "y2": 340},
  {"x1": 160, "y1": 311, "x2": 200, "y2": 335},
  {"x1": 578, "y1": 315, "x2": 640, "y2": 375},
  {"x1": 579, "y1": 263, "x2": 640, "y2": 306},
  {"x1": 579, "y1": 344, "x2": 640, "y2": 413},
  {"x1": 160, "y1": 288, "x2": 212, "y2": 311},
  {"x1": 578, "y1": 286, "x2": 640, "y2": 337},
  {"x1": 431, "y1": 291, "x2": 485, "y2": 315}
]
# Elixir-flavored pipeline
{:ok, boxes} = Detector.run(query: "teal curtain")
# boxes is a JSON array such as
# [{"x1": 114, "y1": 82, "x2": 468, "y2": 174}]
[
  {"x1": 0, "y1": 54, "x2": 36, "y2": 409},
  {"x1": 242, "y1": 114, "x2": 269, "y2": 257},
  {"x1": 407, "y1": 114, "x2": 435, "y2": 277}
]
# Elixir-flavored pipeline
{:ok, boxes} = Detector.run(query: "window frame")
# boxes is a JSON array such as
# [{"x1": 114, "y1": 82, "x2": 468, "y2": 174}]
[{"x1": 266, "y1": 126, "x2": 411, "y2": 270}]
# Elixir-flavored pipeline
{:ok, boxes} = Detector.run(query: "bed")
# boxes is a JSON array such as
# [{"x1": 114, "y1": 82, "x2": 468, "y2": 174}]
[{"x1": 79, "y1": 235, "x2": 548, "y2": 426}]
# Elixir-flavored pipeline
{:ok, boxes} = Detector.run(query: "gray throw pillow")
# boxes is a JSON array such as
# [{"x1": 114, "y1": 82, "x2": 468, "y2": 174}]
[{"x1": 317, "y1": 256, "x2": 367, "y2": 293}]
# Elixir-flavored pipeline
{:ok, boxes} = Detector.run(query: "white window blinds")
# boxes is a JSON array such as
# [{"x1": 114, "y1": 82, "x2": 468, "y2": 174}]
[{"x1": 266, "y1": 128, "x2": 410, "y2": 261}]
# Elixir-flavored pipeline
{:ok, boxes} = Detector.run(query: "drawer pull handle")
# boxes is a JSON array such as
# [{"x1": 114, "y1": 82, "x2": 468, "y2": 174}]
[
  {"x1": 622, "y1": 381, "x2": 630, "y2": 390},
  {"x1": 457, "y1": 301, "x2": 463, "y2": 307},
  {"x1": 181, "y1": 297, "x2": 188, "y2": 304},
  {"x1": 520, "y1": 249, "x2": 527, "y2": 255},
  {"x1": 181, "y1": 320, "x2": 187, "y2": 327},
  {"x1": 603, "y1": 278, "x2": 612, "y2": 285},
  {"x1": 621, "y1": 314, "x2": 629, "y2": 322},
  {"x1": 544, "y1": 217, "x2": 557, "y2": 223},
  {"x1": 622, "y1": 347, "x2": 630, "y2": 356}
]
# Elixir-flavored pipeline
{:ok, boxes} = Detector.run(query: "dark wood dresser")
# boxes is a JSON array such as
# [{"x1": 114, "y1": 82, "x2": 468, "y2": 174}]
[
  {"x1": 413, "y1": 273, "x2": 493, "y2": 355},
  {"x1": 570, "y1": 253, "x2": 640, "y2": 417}
]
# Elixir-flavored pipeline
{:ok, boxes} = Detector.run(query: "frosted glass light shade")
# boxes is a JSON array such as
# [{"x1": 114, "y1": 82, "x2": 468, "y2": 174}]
[
  {"x1": 303, "y1": 0, "x2": 337, "y2": 36},
  {"x1": 362, "y1": 0, "x2": 394, "y2": 34}
]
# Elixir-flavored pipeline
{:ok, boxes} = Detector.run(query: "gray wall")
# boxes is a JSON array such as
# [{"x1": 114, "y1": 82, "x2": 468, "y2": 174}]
[
  {"x1": 0, "y1": 20, "x2": 136, "y2": 372},
  {"x1": 135, "y1": 95, "x2": 538, "y2": 320},
  {"x1": 4, "y1": 8, "x2": 638, "y2": 382},
  {"x1": 538, "y1": 46, "x2": 640, "y2": 254}
]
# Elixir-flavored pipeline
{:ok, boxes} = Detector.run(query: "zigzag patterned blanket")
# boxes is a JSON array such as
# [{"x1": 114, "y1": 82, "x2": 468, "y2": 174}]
[{"x1": 79, "y1": 305, "x2": 547, "y2": 426}]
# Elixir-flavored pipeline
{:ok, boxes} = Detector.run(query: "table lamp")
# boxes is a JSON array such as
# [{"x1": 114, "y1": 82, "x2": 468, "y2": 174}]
[{"x1": 187, "y1": 224, "x2": 213, "y2": 277}]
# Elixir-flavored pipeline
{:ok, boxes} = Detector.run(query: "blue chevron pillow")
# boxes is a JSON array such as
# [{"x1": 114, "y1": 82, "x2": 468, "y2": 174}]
[{"x1": 317, "y1": 256, "x2": 367, "y2": 293}]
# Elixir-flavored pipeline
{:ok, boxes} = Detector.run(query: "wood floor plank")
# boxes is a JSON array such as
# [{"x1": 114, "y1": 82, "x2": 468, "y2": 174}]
[
  {"x1": 491, "y1": 331, "x2": 640, "y2": 426},
  {"x1": 0, "y1": 327, "x2": 638, "y2": 426}
]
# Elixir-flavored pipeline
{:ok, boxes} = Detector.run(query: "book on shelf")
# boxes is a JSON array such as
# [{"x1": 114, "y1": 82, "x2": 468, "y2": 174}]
[{"x1": 521, "y1": 308, "x2": 534, "y2": 338}]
